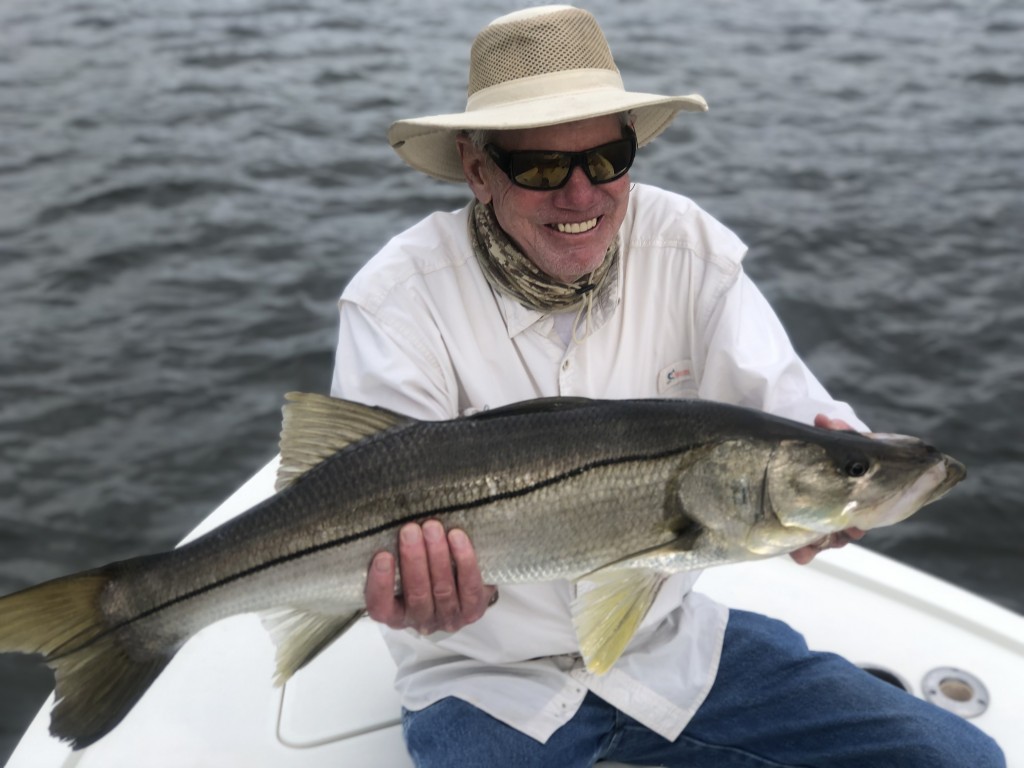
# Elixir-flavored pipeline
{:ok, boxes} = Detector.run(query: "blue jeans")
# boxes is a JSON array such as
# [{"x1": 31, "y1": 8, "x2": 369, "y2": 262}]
[{"x1": 402, "y1": 610, "x2": 1005, "y2": 767}]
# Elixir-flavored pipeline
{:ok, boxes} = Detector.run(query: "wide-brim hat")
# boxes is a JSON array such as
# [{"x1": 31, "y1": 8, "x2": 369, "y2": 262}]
[{"x1": 388, "y1": 5, "x2": 708, "y2": 183}]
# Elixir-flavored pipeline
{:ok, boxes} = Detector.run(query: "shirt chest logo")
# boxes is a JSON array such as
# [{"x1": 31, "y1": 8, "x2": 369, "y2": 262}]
[{"x1": 658, "y1": 360, "x2": 695, "y2": 395}]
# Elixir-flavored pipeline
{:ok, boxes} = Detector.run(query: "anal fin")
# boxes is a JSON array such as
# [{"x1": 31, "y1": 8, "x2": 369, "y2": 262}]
[{"x1": 261, "y1": 608, "x2": 364, "y2": 685}]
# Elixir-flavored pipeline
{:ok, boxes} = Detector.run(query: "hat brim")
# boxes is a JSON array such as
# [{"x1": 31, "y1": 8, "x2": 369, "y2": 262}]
[{"x1": 388, "y1": 89, "x2": 708, "y2": 183}]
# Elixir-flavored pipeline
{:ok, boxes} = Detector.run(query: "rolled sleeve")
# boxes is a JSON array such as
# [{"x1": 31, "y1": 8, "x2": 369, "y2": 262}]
[{"x1": 697, "y1": 274, "x2": 868, "y2": 431}]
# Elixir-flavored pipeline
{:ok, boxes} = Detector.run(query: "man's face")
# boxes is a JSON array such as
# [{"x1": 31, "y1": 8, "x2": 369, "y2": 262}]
[{"x1": 458, "y1": 116, "x2": 631, "y2": 284}]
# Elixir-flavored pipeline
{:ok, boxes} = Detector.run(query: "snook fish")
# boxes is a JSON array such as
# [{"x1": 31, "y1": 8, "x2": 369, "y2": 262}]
[{"x1": 0, "y1": 393, "x2": 965, "y2": 749}]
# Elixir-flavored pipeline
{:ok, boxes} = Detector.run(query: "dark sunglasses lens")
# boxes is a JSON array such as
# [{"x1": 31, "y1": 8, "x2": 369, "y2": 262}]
[
  {"x1": 586, "y1": 139, "x2": 633, "y2": 182},
  {"x1": 510, "y1": 152, "x2": 572, "y2": 189},
  {"x1": 500, "y1": 134, "x2": 636, "y2": 189}
]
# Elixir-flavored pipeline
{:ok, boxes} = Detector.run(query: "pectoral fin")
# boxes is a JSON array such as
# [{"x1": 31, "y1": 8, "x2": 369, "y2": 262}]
[
  {"x1": 261, "y1": 608, "x2": 364, "y2": 685},
  {"x1": 571, "y1": 568, "x2": 668, "y2": 675}
]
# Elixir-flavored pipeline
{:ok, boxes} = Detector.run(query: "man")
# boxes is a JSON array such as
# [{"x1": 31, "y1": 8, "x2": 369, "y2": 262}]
[{"x1": 331, "y1": 6, "x2": 1003, "y2": 767}]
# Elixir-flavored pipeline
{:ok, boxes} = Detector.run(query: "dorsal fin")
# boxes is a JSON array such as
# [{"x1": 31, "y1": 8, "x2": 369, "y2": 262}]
[{"x1": 276, "y1": 392, "x2": 411, "y2": 491}]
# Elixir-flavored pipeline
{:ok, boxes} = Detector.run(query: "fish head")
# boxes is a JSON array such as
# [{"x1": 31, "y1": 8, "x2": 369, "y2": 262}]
[{"x1": 764, "y1": 431, "x2": 966, "y2": 535}]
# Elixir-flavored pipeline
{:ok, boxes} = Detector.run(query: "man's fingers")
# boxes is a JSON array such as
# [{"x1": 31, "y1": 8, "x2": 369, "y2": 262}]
[
  {"x1": 365, "y1": 551, "x2": 404, "y2": 628},
  {"x1": 448, "y1": 528, "x2": 496, "y2": 623},
  {"x1": 396, "y1": 522, "x2": 437, "y2": 632},
  {"x1": 789, "y1": 545, "x2": 818, "y2": 565},
  {"x1": 423, "y1": 520, "x2": 460, "y2": 632},
  {"x1": 814, "y1": 413, "x2": 854, "y2": 432},
  {"x1": 365, "y1": 522, "x2": 498, "y2": 635},
  {"x1": 790, "y1": 527, "x2": 868, "y2": 565}
]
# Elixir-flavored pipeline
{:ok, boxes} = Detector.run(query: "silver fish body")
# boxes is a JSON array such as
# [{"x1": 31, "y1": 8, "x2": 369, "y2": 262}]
[{"x1": 0, "y1": 394, "x2": 965, "y2": 749}]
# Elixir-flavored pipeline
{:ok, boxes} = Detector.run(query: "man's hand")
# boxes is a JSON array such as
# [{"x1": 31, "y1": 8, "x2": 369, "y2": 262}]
[
  {"x1": 365, "y1": 519, "x2": 498, "y2": 634},
  {"x1": 789, "y1": 413, "x2": 867, "y2": 565},
  {"x1": 789, "y1": 527, "x2": 867, "y2": 564}
]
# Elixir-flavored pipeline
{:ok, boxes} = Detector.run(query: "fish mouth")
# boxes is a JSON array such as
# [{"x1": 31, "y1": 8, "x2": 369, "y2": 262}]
[{"x1": 930, "y1": 454, "x2": 966, "y2": 501}]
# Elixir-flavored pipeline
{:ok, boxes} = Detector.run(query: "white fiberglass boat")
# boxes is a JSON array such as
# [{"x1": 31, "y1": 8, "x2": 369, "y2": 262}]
[{"x1": 7, "y1": 457, "x2": 1024, "y2": 767}]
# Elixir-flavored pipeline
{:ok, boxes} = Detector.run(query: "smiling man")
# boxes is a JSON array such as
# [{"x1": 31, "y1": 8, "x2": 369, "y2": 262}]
[
  {"x1": 460, "y1": 116, "x2": 632, "y2": 284},
  {"x1": 329, "y1": 5, "x2": 1004, "y2": 767}
]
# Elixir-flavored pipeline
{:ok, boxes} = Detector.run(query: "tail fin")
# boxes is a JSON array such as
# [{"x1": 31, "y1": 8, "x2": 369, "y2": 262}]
[{"x1": 0, "y1": 567, "x2": 172, "y2": 749}]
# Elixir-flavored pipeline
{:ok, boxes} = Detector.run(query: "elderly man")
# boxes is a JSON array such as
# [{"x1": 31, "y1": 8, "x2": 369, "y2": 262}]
[{"x1": 331, "y1": 6, "x2": 1004, "y2": 767}]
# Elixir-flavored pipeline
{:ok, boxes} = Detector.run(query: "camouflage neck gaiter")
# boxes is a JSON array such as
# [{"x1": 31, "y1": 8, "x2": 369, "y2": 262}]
[{"x1": 469, "y1": 200, "x2": 618, "y2": 314}]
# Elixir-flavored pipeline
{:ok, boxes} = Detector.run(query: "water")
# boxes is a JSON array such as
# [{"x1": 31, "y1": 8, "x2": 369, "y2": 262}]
[{"x1": 0, "y1": 0, "x2": 1021, "y2": 760}]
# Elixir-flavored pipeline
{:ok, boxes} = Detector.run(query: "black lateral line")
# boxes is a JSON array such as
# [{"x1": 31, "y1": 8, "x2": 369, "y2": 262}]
[{"x1": 52, "y1": 446, "x2": 689, "y2": 658}]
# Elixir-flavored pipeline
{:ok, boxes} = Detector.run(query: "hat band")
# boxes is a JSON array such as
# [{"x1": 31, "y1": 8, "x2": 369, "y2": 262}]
[{"x1": 466, "y1": 69, "x2": 625, "y2": 112}]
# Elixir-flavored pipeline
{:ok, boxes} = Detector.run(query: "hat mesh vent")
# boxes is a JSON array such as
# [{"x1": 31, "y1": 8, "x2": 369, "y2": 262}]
[{"x1": 468, "y1": 8, "x2": 618, "y2": 95}]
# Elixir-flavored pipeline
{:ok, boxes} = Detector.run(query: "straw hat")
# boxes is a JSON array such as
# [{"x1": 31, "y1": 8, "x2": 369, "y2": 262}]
[{"x1": 388, "y1": 5, "x2": 708, "y2": 182}]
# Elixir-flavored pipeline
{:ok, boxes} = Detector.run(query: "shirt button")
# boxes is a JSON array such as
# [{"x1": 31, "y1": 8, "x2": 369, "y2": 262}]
[{"x1": 562, "y1": 359, "x2": 571, "y2": 371}]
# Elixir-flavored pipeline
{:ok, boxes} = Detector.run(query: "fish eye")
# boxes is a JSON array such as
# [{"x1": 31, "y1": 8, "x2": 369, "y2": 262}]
[{"x1": 844, "y1": 460, "x2": 869, "y2": 478}]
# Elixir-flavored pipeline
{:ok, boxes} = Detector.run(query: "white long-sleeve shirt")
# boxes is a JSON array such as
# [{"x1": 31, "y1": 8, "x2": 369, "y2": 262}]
[{"x1": 331, "y1": 183, "x2": 865, "y2": 744}]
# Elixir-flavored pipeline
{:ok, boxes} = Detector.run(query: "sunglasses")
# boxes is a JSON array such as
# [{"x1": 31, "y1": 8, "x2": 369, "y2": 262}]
[{"x1": 485, "y1": 128, "x2": 637, "y2": 191}]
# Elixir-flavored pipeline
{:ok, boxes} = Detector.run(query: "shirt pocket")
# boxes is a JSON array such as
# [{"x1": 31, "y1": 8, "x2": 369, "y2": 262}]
[{"x1": 657, "y1": 359, "x2": 699, "y2": 398}]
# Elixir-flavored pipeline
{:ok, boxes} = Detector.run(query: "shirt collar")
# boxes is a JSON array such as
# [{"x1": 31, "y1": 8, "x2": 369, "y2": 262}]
[{"x1": 488, "y1": 250, "x2": 623, "y2": 340}]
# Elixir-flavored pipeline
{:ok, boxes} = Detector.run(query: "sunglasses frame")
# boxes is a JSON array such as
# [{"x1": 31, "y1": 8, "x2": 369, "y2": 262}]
[{"x1": 485, "y1": 127, "x2": 637, "y2": 191}]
